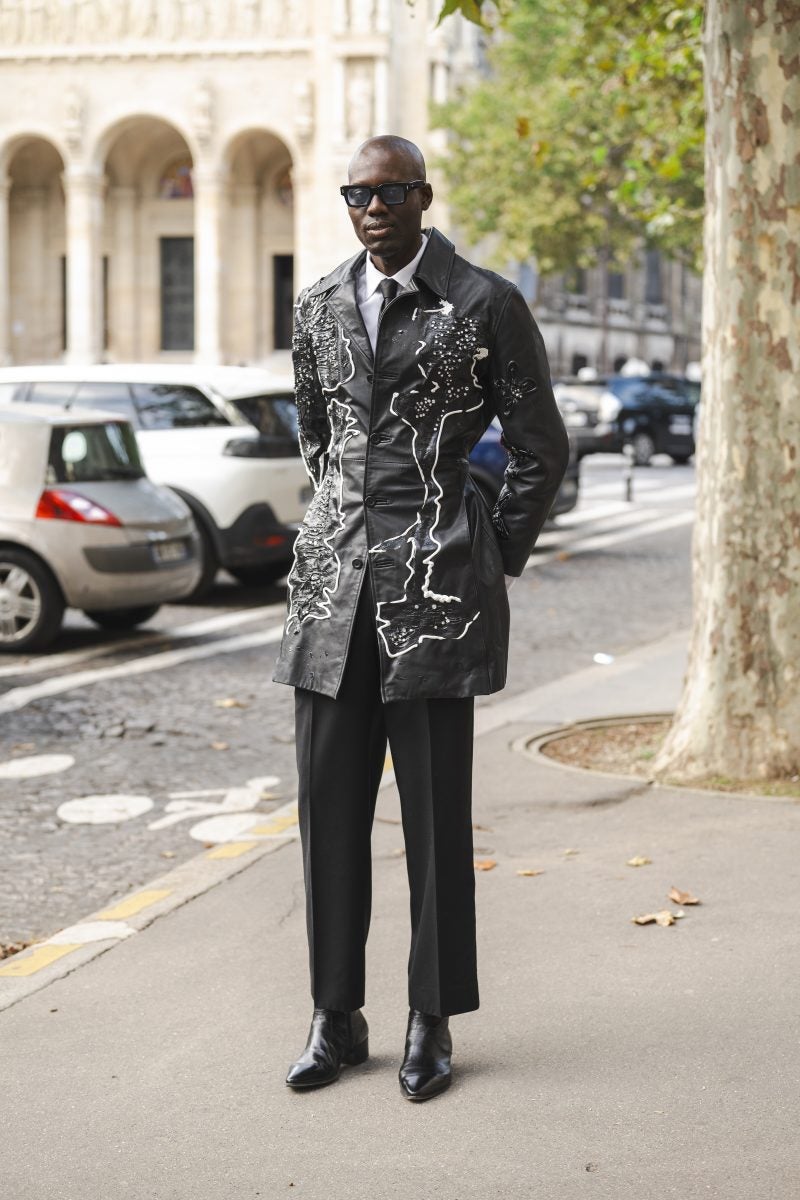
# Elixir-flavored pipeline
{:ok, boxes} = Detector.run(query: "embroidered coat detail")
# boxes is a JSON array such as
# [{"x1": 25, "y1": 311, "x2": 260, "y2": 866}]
[{"x1": 272, "y1": 228, "x2": 570, "y2": 701}]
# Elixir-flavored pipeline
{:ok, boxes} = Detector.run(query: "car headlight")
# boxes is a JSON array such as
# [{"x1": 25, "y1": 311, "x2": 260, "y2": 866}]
[{"x1": 598, "y1": 391, "x2": 622, "y2": 422}]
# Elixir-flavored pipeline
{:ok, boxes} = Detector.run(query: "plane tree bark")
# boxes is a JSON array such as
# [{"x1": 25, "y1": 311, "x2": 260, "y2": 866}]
[{"x1": 654, "y1": 0, "x2": 800, "y2": 782}]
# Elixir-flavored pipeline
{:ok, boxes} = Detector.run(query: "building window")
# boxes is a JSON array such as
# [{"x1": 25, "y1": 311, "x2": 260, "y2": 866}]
[
  {"x1": 275, "y1": 167, "x2": 293, "y2": 207},
  {"x1": 160, "y1": 237, "x2": 195, "y2": 351},
  {"x1": 645, "y1": 249, "x2": 663, "y2": 304},
  {"x1": 273, "y1": 255, "x2": 294, "y2": 350},
  {"x1": 159, "y1": 157, "x2": 194, "y2": 199},
  {"x1": 608, "y1": 271, "x2": 625, "y2": 300}
]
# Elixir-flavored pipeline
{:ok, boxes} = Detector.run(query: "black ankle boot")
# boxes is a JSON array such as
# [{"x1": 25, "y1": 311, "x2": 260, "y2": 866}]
[
  {"x1": 398, "y1": 1009, "x2": 452, "y2": 1101},
  {"x1": 285, "y1": 1008, "x2": 369, "y2": 1090}
]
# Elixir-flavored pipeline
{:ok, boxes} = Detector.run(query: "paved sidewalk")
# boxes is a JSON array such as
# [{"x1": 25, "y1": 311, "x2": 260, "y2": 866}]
[{"x1": 2, "y1": 630, "x2": 799, "y2": 1200}]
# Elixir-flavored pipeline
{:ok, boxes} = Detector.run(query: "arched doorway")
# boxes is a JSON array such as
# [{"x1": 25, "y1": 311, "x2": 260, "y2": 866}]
[
  {"x1": 101, "y1": 116, "x2": 195, "y2": 360},
  {"x1": 5, "y1": 136, "x2": 65, "y2": 363},
  {"x1": 223, "y1": 129, "x2": 294, "y2": 364}
]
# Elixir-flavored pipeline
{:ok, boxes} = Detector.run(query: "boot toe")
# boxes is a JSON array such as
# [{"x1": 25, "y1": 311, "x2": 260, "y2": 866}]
[{"x1": 398, "y1": 1067, "x2": 451, "y2": 1101}]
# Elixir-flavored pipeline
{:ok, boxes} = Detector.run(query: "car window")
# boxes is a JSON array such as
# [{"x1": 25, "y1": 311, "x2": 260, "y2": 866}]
[
  {"x1": 231, "y1": 392, "x2": 298, "y2": 439},
  {"x1": 46, "y1": 421, "x2": 145, "y2": 484},
  {"x1": 0, "y1": 382, "x2": 24, "y2": 404},
  {"x1": 29, "y1": 381, "x2": 80, "y2": 405},
  {"x1": 73, "y1": 382, "x2": 139, "y2": 424},
  {"x1": 609, "y1": 378, "x2": 649, "y2": 402},
  {"x1": 647, "y1": 379, "x2": 690, "y2": 405},
  {"x1": 131, "y1": 383, "x2": 230, "y2": 429}
]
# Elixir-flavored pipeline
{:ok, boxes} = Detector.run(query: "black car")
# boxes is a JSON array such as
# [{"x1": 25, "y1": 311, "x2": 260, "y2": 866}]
[
  {"x1": 553, "y1": 373, "x2": 699, "y2": 465},
  {"x1": 467, "y1": 416, "x2": 580, "y2": 517}
]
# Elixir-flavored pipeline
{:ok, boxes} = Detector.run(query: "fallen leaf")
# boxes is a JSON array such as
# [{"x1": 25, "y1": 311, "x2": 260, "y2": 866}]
[
  {"x1": 668, "y1": 886, "x2": 700, "y2": 905},
  {"x1": 160, "y1": 850, "x2": 177, "y2": 859},
  {"x1": 516, "y1": 869, "x2": 544, "y2": 877},
  {"x1": 210, "y1": 741, "x2": 229, "y2": 751},
  {"x1": 215, "y1": 697, "x2": 248, "y2": 709},
  {"x1": 474, "y1": 859, "x2": 497, "y2": 871},
  {"x1": 626, "y1": 855, "x2": 652, "y2": 867},
  {"x1": 556, "y1": 551, "x2": 571, "y2": 562},
  {"x1": 632, "y1": 910, "x2": 682, "y2": 926},
  {"x1": 562, "y1": 847, "x2": 579, "y2": 856}
]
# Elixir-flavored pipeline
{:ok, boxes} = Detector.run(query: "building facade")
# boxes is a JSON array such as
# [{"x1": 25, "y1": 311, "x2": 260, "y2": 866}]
[{"x1": 0, "y1": 0, "x2": 475, "y2": 366}]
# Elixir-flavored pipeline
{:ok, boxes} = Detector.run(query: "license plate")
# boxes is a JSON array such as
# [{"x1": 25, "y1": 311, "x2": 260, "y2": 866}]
[
  {"x1": 154, "y1": 540, "x2": 188, "y2": 564},
  {"x1": 669, "y1": 416, "x2": 692, "y2": 434}
]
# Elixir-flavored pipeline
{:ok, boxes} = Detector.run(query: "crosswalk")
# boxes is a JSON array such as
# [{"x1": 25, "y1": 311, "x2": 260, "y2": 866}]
[{"x1": 527, "y1": 465, "x2": 695, "y2": 569}]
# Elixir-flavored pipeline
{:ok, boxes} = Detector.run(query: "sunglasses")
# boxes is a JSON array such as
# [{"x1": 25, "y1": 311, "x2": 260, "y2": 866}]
[{"x1": 340, "y1": 180, "x2": 426, "y2": 208}]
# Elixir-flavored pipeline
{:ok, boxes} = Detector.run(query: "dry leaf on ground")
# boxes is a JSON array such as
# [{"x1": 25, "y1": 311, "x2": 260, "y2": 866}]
[
  {"x1": 474, "y1": 859, "x2": 497, "y2": 871},
  {"x1": 516, "y1": 869, "x2": 544, "y2": 877},
  {"x1": 562, "y1": 848, "x2": 580, "y2": 856},
  {"x1": 626, "y1": 855, "x2": 652, "y2": 867},
  {"x1": 210, "y1": 741, "x2": 229, "y2": 751},
  {"x1": 632, "y1": 910, "x2": 683, "y2": 926},
  {"x1": 215, "y1": 697, "x2": 248, "y2": 709},
  {"x1": 668, "y1": 886, "x2": 700, "y2": 905}
]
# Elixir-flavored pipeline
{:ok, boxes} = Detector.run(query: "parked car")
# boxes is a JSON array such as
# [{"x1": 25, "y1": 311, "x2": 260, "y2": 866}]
[
  {"x1": 0, "y1": 404, "x2": 200, "y2": 652},
  {"x1": 0, "y1": 365, "x2": 309, "y2": 597},
  {"x1": 468, "y1": 416, "x2": 580, "y2": 517},
  {"x1": 553, "y1": 373, "x2": 699, "y2": 465}
]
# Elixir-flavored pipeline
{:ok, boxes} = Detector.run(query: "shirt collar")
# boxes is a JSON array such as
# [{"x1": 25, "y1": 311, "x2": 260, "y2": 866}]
[{"x1": 363, "y1": 232, "x2": 429, "y2": 299}]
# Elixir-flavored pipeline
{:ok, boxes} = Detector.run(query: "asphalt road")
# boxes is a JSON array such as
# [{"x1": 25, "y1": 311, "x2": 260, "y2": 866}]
[{"x1": 0, "y1": 454, "x2": 695, "y2": 949}]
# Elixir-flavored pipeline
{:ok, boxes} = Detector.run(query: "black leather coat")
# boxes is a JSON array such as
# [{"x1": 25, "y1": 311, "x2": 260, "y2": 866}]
[{"x1": 272, "y1": 228, "x2": 569, "y2": 701}]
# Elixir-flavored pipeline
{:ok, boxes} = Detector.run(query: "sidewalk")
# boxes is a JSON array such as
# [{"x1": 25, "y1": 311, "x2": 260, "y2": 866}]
[{"x1": 2, "y1": 630, "x2": 799, "y2": 1200}]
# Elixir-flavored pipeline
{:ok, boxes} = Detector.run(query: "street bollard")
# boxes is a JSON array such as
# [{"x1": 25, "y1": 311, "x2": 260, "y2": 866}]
[{"x1": 623, "y1": 446, "x2": 634, "y2": 502}]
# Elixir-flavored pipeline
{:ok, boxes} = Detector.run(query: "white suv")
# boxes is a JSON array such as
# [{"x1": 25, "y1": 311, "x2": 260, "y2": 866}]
[{"x1": 0, "y1": 365, "x2": 309, "y2": 598}]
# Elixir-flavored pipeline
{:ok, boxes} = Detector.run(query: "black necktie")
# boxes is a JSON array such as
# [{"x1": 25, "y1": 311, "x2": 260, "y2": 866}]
[{"x1": 378, "y1": 277, "x2": 399, "y2": 319}]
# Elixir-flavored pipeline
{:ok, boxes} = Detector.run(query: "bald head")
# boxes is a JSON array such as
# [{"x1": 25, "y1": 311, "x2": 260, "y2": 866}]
[{"x1": 348, "y1": 135, "x2": 426, "y2": 182}]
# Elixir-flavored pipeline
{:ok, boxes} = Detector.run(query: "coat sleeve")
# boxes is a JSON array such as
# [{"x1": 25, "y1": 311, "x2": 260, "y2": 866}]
[
  {"x1": 486, "y1": 284, "x2": 571, "y2": 576},
  {"x1": 292, "y1": 290, "x2": 330, "y2": 491}
]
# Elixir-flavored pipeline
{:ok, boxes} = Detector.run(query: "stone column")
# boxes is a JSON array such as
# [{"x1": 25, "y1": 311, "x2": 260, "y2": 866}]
[
  {"x1": 193, "y1": 167, "x2": 226, "y2": 365},
  {"x1": 109, "y1": 185, "x2": 139, "y2": 359},
  {"x1": 0, "y1": 175, "x2": 10, "y2": 365},
  {"x1": 63, "y1": 169, "x2": 104, "y2": 363}
]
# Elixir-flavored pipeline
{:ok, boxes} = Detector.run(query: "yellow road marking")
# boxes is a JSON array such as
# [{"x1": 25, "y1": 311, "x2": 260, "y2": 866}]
[
  {"x1": 206, "y1": 841, "x2": 259, "y2": 859},
  {"x1": 0, "y1": 943, "x2": 81, "y2": 977},
  {"x1": 96, "y1": 889, "x2": 173, "y2": 920},
  {"x1": 248, "y1": 813, "x2": 299, "y2": 836}
]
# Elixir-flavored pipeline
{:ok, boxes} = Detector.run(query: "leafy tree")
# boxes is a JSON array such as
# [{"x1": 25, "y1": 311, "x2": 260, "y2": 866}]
[{"x1": 434, "y1": 0, "x2": 704, "y2": 274}]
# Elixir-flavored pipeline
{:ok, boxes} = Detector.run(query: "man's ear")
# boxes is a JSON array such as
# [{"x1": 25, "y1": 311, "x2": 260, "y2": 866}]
[{"x1": 421, "y1": 184, "x2": 434, "y2": 211}]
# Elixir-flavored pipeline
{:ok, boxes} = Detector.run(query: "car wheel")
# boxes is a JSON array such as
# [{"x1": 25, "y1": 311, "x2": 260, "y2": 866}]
[
  {"x1": 670, "y1": 454, "x2": 692, "y2": 465},
  {"x1": 84, "y1": 605, "x2": 161, "y2": 630},
  {"x1": 630, "y1": 431, "x2": 656, "y2": 466},
  {"x1": 229, "y1": 560, "x2": 293, "y2": 587},
  {"x1": 0, "y1": 549, "x2": 65, "y2": 652},
  {"x1": 183, "y1": 520, "x2": 219, "y2": 601}
]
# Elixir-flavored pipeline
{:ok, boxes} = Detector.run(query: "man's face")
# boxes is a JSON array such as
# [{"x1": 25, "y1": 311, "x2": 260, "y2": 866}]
[{"x1": 346, "y1": 145, "x2": 433, "y2": 270}]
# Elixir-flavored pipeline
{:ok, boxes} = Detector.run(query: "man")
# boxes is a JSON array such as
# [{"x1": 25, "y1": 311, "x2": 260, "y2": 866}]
[{"x1": 273, "y1": 135, "x2": 569, "y2": 1101}]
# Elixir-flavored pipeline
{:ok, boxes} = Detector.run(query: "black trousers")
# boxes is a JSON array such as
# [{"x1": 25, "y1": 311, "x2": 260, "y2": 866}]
[{"x1": 294, "y1": 576, "x2": 479, "y2": 1018}]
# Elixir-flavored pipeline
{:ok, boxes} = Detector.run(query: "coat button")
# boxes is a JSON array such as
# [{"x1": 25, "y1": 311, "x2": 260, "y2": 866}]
[
  {"x1": 352, "y1": 558, "x2": 364, "y2": 569},
  {"x1": 365, "y1": 495, "x2": 377, "y2": 507},
  {"x1": 366, "y1": 373, "x2": 374, "y2": 384},
  {"x1": 369, "y1": 432, "x2": 384, "y2": 445}
]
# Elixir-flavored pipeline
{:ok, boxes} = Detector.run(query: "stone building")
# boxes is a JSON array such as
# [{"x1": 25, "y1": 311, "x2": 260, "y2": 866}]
[
  {"x1": 0, "y1": 0, "x2": 475, "y2": 366},
  {"x1": 529, "y1": 253, "x2": 702, "y2": 378}
]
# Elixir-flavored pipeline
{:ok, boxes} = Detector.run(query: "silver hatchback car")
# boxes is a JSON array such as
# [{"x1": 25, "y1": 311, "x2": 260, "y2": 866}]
[{"x1": 0, "y1": 404, "x2": 201, "y2": 652}]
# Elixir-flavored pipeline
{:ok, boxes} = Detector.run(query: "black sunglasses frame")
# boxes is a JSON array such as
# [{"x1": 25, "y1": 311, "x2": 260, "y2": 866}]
[{"x1": 339, "y1": 180, "x2": 426, "y2": 208}]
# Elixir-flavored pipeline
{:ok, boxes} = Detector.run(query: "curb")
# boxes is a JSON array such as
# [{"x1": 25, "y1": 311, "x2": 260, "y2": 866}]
[
  {"x1": 0, "y1": 798, "x2": 300, "y2": 1013},
  {"x1": 515, "y1": 715, "x2": 800, "y2": 806}
]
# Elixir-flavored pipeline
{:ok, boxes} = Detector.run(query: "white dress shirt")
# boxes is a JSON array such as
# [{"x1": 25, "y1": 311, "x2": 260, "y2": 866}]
[{"x1": 356, "y1": 233, "x2": 429, "y2": 353}]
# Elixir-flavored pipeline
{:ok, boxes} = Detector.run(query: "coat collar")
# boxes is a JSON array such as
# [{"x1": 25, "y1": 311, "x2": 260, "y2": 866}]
[{"x1": 307, "y1": 228, "x2": 456, "y2": 366}]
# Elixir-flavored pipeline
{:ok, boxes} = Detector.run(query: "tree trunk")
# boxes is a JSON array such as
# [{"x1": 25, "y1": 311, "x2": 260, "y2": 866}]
[{"x1": 654, "y1": 0, "x2": 800, "y2": 782}]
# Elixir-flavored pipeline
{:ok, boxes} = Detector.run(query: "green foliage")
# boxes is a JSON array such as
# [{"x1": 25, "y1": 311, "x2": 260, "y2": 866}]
[{"x1": 433, "y1": 0, "x2": 704, "y2": 274}]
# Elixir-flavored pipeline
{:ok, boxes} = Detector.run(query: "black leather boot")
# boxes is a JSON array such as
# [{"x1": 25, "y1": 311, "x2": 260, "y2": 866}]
[
  {"x1": 285, "y1": 1008, "x2": 369, "y2": 1090},
  {"x1": 398, "y1": 1009, "x2": 452, "y2": 1101}
]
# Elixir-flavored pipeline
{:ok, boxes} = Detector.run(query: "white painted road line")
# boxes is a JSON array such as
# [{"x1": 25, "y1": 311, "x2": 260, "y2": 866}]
[
  {"x1": 0, "y1": 623, "x2": 285, "y2": 715},
  {"x1": 0, "y1": 601, "x2": 286, "y2": 680},
  {"x1": 527, "y1": 509, "x2": 694, "y2": 568}
]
